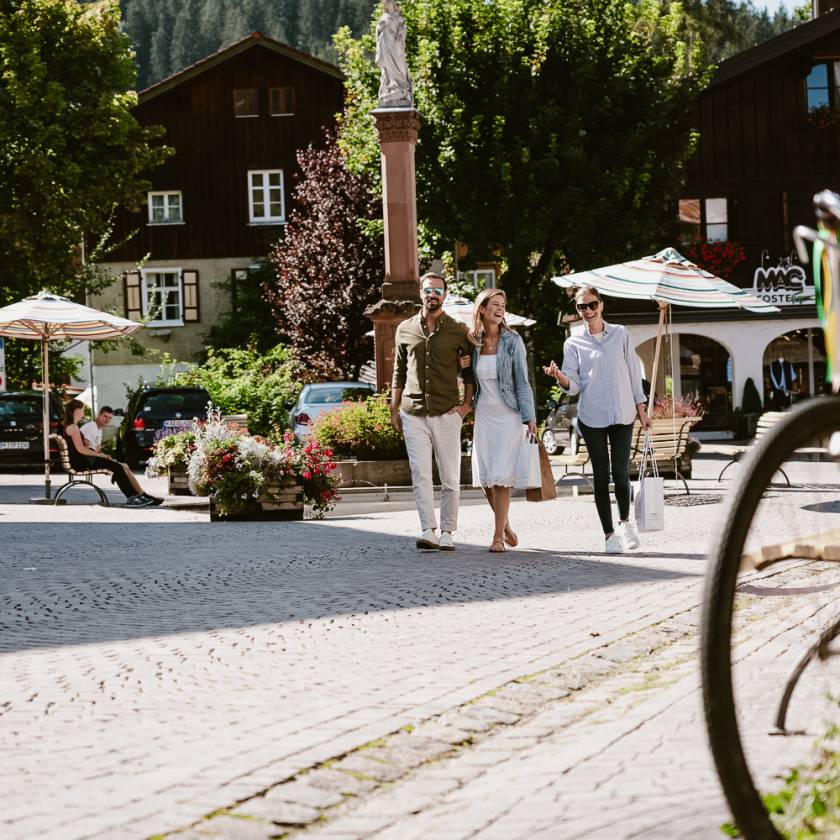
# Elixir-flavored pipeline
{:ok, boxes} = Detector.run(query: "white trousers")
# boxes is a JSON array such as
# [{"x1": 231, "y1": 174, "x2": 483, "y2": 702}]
[{"x1": 401, "y1": 410, "x2": 463, "y2": 532}]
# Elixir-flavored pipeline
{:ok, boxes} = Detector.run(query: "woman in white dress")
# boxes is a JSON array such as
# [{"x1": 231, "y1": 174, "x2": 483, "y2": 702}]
[{"x1": 469, "y1": 289, "x2": 537, "y2": 552}]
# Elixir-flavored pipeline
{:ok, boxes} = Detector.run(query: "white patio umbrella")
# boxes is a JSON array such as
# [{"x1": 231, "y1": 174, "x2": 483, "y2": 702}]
[
  {"x1": 443, "y1": 295, "x2": 536, "y2": 327},
  {"x1": 552, "y1": 247, "x2": 780, "y2": 411},
  {"x1": 0, "y1": 291, "x2": 142, "y2": 501}
]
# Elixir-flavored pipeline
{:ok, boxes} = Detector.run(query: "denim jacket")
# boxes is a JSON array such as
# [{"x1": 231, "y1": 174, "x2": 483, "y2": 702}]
[{"x1": 471, "y1": 329, "x2": 536, "y2": 423}]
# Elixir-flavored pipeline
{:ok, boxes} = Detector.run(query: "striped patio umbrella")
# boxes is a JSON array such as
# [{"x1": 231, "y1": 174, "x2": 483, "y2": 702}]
[
  {"x1": 552, "y1": 248, "x2": 780, "y2": 412},
  {"x1": 552, "y1": 247, "x2": 778, "y2": 313},
  {"x1": 0, "y1": 291, "x2": 142, "y2": 501}
]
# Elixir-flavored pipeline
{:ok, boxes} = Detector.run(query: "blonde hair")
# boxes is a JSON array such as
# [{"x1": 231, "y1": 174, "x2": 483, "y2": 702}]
[
  {"x1": 574, "y1": 286, "x2": 602, "y2": 303},
  {"x1": 468, "y1": 288, "x2": 508, "y2": 346}
]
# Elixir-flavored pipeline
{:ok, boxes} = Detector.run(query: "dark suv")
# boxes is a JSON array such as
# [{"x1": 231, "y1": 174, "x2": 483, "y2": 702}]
[
  {"x1": 116, "y1": 386, "x2": 210, "y2": 468},
  {"x1": 0, "y1": 391, "x2": 65, "y2": 467}
]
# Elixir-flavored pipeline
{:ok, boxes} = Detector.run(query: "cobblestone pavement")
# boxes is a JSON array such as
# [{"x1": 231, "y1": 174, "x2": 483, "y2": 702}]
[{"x1": 1, "y1": 456, "x2": 838, "y2": 839}]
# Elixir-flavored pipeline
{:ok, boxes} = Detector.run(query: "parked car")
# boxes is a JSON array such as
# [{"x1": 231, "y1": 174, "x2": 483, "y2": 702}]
[
  {"x1": 116, "y1": 386, "x2": 210, "y2": 468},
  {"x1": 288, "y1": 382, "x2": 376, "y2": 440},
  {"x1": 540, "y1": 395, "x2": 579, "y2": 455},
  {"x1": 0, "y1": 391, "x2": 65, "y2": 467}
]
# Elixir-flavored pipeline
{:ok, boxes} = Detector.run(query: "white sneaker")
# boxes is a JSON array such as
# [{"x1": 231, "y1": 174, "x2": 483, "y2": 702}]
[
  {"x1": 604, "y1": 533, "x2": 624, "y2": 554},
  {"x1": 618, "y1": 519, "x2": 640, "y2": 550},
  {"x1": 438, "y1": 531, "x2": 455, "y2": 551},
  {"x1": 416, "y1": 529, "x2": 439, "y2": 549}
]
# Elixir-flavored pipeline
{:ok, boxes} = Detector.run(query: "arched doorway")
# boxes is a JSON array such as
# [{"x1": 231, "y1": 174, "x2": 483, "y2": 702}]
[
  {"x1": 636, "y1": 333, "x2": 733, "y2": 431},
  {"x1": 763, "y1": 328, "x2": 827, "y2": 410}
]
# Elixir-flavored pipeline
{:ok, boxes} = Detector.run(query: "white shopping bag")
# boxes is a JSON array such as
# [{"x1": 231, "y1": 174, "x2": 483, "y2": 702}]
[
  {"x1": 514, "y1": 432, "x2": 542, "y2": 489},
  {"x1": 634, "y1": 431, "x2": 665, "y2": 532}
]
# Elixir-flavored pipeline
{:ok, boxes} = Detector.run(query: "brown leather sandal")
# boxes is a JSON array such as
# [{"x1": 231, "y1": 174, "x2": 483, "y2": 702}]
[{"x1": 489, "y1": 538, "x2": 506, "y2": 553}]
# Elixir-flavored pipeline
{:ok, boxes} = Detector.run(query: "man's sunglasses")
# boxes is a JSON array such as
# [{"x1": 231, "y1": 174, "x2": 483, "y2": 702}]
[
  {"x1": 576, "y1": 300, "x2": 600, "y2": 312},
  {"x1": 422, "y1": 287, "x2": 445, "y2": 296}
]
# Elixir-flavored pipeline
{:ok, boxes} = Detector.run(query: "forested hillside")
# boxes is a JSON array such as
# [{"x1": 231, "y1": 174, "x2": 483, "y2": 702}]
[
  {"x1": 119, "y1": 0, "x2": 373, "y2": 89},
  {"x1": 119, "y1": 0, "x2": 806, "y2": 91}
]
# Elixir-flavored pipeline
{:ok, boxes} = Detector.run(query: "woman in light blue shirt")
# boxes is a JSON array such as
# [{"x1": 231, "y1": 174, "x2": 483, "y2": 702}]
[{"x1": 544, "y1": 287, "x2": 650, "y2": 553}]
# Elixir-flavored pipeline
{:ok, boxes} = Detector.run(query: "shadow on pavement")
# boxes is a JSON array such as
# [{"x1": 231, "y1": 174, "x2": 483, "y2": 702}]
[{"x1": 0, "y1": 519, "x2": 697, "y2": 652}]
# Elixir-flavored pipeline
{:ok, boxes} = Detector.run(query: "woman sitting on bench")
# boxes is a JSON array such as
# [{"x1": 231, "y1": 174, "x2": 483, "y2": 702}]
[{"x1": 63, "y1": 399, "x2": 162, "y2": 507}]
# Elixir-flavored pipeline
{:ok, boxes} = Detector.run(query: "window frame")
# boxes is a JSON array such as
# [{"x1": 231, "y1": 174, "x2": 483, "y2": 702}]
[
  {"x1": 678, "y1": 197, "x2": 729, "y2": 244},
  {"x1": 147, "y1": 191, "x2": 184, "y2": 225},
  {"x1": 269, "y1": 86, "x2": 295, "y2": 116},
  {"x1": 140, "y1": 267, "x2": 184, "y2": 327},
  {"x1": 805, "y1": 60, "x2": 840, "y2": 111},
  {"x1": 247, "y1": 169, "x2": 286, "y2": 225},
  {"x1": 233, "y1": 88, "x2": 259, "y2": 118},
  {"x1": 456, "y1": 268, "x2": 497, "y2": 290}
]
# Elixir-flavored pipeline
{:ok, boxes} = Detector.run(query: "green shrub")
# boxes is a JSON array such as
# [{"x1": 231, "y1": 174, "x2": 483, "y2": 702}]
[
  {"x1": 312, "y1": 393, "x2": 407, "y2": 460},
  {"x1": 742, "y1": 377, "x2": 763, "y2": 414},
  {"x1": 173, "y1": 343, "x2": 307, "y2": 436}
]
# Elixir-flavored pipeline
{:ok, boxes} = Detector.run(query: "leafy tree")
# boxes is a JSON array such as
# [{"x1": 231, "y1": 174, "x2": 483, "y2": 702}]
[
  {"x1": 0, "y1": 0, "x2": 170, "y2": 387},
  {"x1": 264, "y1": 136, "x2": 384, "y2": 381},
  {"x1": 336, "y1": 0, "x2": 709, "y2": 369}
]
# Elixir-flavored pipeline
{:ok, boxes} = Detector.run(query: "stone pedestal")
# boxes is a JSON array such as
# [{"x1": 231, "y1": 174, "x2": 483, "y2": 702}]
[{"x1": 365, "y1": 107, "x2": 422, "y2": 391}]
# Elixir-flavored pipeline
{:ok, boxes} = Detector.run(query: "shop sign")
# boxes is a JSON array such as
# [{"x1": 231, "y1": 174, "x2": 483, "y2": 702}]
[{"x1": 752, "y1": 257, "x2": 815, "y2": 306}]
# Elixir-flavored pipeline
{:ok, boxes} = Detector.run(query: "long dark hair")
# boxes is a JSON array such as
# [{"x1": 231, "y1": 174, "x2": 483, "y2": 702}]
[{"x1": 64, "y1": 399, "x2": 84, "y2": 428}]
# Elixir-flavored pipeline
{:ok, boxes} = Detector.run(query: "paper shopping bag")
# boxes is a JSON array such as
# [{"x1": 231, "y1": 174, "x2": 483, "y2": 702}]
[
  {"x1": 526, "y1": 441, "x2": 557, "y2": 502},
  {"x1": 514, "y1": 435, "x2": 542, "y2": 489},
  {"x1": 634, "y1": 475, "x2": 665, "y2": 531}
]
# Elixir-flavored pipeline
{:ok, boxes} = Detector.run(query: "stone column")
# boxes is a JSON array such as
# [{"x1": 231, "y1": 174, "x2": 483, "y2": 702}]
[{"x1": 365, "y1": 107, "x2": 421, "y2": 391}]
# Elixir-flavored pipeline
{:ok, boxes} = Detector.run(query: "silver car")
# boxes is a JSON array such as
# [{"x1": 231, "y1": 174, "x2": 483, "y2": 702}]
[{"x1": 288, "y1": 381, "x2": 376, "y2": 440}]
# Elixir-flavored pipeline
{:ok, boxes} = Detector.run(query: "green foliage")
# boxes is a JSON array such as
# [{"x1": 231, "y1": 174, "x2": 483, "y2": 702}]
[
  {"x1": 312, "y1": 393, "x2": 407, "y2": 460},
  {"x1": 742, "y1": 377, "x2": 764, "y2": 415},
  {"x1": 123, "y1": 0, "x2": 374, "y2": 88},
  {"x1": 0, "y1": 0, "x2": 170, "y2": 387},
  {"x1": 172, "y1": 344, "x2": 308, "y2": 436}
]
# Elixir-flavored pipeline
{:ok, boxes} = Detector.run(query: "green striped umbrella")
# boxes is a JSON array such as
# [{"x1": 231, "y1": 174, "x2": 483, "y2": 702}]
[{"x1": 0, "y1": 291, "x2": 142, "y2": 501}]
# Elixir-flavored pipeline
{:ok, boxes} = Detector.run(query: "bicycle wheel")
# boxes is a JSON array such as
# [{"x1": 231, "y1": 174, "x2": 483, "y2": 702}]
[{"x1": 703, "y1": 396, "x2": 840, "y2": 839}]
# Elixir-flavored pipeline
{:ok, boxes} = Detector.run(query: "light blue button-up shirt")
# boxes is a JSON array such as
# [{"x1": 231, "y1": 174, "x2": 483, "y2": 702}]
[{"x1": 560, "y1": 321, "x2": 646, "y2": 428}]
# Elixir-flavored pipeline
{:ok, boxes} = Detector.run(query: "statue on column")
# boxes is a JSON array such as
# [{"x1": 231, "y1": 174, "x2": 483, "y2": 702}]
[{"x1": 375, "y1": 0, "x2": 413, "y2": 108}]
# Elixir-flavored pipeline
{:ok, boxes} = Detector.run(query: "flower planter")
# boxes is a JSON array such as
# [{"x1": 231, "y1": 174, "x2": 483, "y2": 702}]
[
  {"x1": 334, "y1": 455, "x2": 472, "y2": 487},
  {"x1": 167, "y1": 465, "x2": 192, "y2": 496},
  {"x1": 209, "y1": 476, "x2": 304, "y2": 522}
]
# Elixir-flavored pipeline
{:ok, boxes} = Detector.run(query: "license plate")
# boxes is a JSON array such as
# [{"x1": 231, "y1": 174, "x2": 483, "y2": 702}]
[
  {"x1": 163, "y1": 419, "x2": 192, "y2": 429},
  {"x1": 0, "y1": 441, "x2": 30, "y2": 450}
]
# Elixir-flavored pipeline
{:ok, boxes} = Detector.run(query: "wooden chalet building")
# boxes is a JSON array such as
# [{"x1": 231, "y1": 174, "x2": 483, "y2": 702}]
[
  {"x1": 617, "y1": 3, "x2": 840, "y2": 430},
  {"x1": 90, "y1": 33, "x2": 343, "y2": 406}
]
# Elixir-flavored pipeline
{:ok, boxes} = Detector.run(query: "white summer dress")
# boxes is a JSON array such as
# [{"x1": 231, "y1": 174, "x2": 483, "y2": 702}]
[{"x1": 472, "y1": 353, "x2": 525, "y2": 488}]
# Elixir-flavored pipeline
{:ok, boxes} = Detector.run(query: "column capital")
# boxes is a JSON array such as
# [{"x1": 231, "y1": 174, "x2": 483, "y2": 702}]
[{"x1": 373, "y1": 108, "x2": 421, "y2": 144}]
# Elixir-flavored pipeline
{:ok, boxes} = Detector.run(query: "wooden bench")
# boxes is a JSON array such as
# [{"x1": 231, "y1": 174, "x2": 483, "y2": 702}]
[
  {"x1": 50, "y1": 434, "x2": 112, "y2": 506},
  {"x1": 717, "y1": 411, "x2": 790, "y2": 485},
  {"x1": 630, "y1": 418, "x2": 697, "y2": 495},
  {"x1": 554, "y1": 435, "x2": 592, "y2": 487}
]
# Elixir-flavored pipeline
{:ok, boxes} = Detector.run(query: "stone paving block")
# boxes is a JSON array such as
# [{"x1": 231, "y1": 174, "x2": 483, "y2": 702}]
[
  {"x1": 173, "y1": 815, "x2": 280, "y2": 839},
  {"x1": 262, "y1": 780, "x2": 345, "y2": 809},
  {"x1": 230, "y1": 797, "x2": 321, "y2": 826}
]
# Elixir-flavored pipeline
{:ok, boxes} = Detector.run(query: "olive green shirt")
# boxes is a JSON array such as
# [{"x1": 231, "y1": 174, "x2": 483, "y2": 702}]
[{"x1": 392, "y1": 311, "x2": 475, "y2": 416}]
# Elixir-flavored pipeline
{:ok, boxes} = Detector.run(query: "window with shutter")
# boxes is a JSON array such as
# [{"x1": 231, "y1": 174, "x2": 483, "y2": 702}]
[
  {"x1": 182, "y1": 270, "x2": 200, "y2": 322},
  {"x1": 124, "y1": 272, "x2": 142, "y2": 320}
]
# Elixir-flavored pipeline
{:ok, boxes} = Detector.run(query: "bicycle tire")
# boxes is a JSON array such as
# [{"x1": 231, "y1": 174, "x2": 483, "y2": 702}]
[{"x1": 701, "y1": 395, "x2": 840, "y2": 840}]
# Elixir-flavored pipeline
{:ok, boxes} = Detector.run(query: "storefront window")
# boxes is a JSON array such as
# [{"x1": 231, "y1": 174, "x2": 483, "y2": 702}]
[
  {"x1": 679, "y1": 334, "x2": 732, "y2": 431},
  {"x1": 763, "y1": 329, "x2": 827, "y2": 409}
]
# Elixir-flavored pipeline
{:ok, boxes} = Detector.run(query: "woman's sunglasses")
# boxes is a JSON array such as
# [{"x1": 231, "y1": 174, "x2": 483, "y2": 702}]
[{"x1": 576, "y1": 300, "x2": 600, "y2": 312}]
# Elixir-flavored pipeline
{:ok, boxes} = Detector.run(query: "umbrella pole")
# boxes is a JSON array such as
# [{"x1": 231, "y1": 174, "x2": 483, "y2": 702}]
[
  {"x1": 42, "y1": 338, "x2": 52, "y2": 500},
  {"x1": 647, "y1": 303, "x2": 669, "y2": 415}
]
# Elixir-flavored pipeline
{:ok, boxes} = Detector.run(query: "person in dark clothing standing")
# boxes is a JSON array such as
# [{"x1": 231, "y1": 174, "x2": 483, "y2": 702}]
[{"x1": 63, "y1": 399, "x2": 161, "y2": 507}]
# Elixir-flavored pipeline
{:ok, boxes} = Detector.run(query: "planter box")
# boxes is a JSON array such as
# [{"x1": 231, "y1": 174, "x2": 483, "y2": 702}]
[
  {"x1": 334, "y1": 456, "x2": 472, "y2": 488},
  {"x1": 210, "y1": 476, "x2": 304, "y2": 522},
  {"x1": 167, "y1": 465, "x2": 192, "y2": 496}
]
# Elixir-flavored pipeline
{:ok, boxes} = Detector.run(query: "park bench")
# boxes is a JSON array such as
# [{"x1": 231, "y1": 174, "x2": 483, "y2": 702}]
[
  {"x1": 629, "y1": 418, "x2": 697, "y2": 495},
  {"x1": 49, "y1": 433, "x2": 112, "y2": 505},
  {"x1": 716, "y1": 411, "x2": 790, "y2": 485},
  {"x1": 554, "y1": 436, "x2": 592, "y2": 487}
]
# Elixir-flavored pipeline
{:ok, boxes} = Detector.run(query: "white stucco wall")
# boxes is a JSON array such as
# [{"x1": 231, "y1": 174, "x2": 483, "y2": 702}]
[{"x1": 625, "y1": 316, "x2": 820, "y2": 408}]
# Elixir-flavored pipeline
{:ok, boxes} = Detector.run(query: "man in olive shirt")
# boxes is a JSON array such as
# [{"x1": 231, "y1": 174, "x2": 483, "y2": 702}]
[{"x1": 390, "y1": 273, "x2": 475, "y2": 551}]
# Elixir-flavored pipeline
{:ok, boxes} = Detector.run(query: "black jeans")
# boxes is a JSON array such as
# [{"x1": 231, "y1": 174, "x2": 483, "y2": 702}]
[
  {"x1": 84, "y1": 456, "x2": 137, "y2": 500},
  {"x1": 578, "y1": 420, "x2": 634, "y2": 536}
]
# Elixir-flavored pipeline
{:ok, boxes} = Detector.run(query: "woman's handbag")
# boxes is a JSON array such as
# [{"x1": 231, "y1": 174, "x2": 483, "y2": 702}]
[
  {"x1": 514, "y1": 432, "x2": 542, "y2": 490},
  {"x1": 526, "y1": 439, "x2": 558, "y2": 502},
  {"x1": 634, "y1": 430, "x2": 665, "y2": 531}
]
